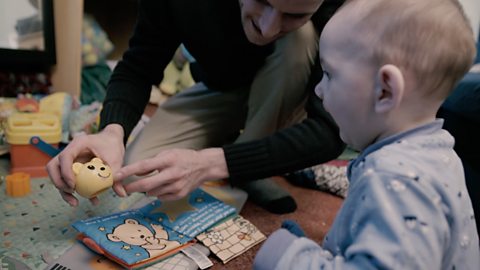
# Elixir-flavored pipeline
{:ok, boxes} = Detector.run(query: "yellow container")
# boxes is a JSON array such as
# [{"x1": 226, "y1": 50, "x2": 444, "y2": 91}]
[{"x1": 5, "y1": 113, "x2": 61, "y2": 177}]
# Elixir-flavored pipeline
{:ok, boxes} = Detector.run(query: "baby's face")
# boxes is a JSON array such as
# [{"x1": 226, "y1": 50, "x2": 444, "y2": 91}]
[{"x1": 314, "y1": 11, "x2": 379, "y2": 151}]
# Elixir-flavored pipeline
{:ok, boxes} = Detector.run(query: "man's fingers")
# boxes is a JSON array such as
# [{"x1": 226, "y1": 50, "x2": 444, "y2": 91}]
[
  {"x1": 156, "y1": 193, "x2": 185, "y2": 201},
  {"x1": 116, "y1": 158, "x2": 166, "y2": 181},
  {"x1": 60, "y1": 190, "x2": 78, "y2": 207},
  {"x1": 57, "y1": 140, "x2": 89, "y2": 188},
  {"x1": 57, "y1": 135, "x2": 101, "y2": 185},
  {"x1": 58, "y1": 154, "x2": 76, "y2": 189},
  {"x1": 123, "y1": 170, "x2": 175, "y2": 194},
  {"x1": 90, "y1": 197, "x2": 100, "y2": 206},
  {"x1": 47, "y1": 157, "x2": 75, "y2": 193},
  {"x1": 123, "y1": 175, "x2": 162, "y2": 194},
  {"x1": 148, "y1": 181, "x2": 187, "y2": 199},
  {"x1": 112, "y1": 182, "x2": 128, "y2": 197}
]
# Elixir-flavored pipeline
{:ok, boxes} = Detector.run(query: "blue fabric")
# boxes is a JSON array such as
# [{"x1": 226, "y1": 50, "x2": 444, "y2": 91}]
[
  {"x1": 254, "y1": 121, "x2": 479, "y2": 270},
  {"x1": 281, "y1": 220, "x2": 306, "y2": 237},
  {"x1": 254, "y1": 229, "x2": 298, "y2": 270}
]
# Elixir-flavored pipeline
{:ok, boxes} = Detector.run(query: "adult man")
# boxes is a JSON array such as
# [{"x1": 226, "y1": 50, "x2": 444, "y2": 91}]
[{"x1": 47, "y1": 0, "x2": 345, "y2": 214}]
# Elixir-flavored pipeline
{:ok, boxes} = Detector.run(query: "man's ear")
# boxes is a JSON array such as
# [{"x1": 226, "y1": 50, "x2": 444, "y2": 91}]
[{"x1": 374, "y1": 64, "x2": 405, "y2": 113}]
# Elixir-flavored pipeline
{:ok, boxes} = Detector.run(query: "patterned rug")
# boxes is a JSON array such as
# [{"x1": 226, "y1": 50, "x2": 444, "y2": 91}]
[{"x1": 0, "y1": 176, "x2": 144, "y2": 270}]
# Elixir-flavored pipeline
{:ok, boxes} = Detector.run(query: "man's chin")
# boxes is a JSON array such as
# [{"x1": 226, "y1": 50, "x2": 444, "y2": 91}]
[
  {"x1": 243, "y1": 27, "x2": 276, "y2": 46},
  {"x1": 245, "y1": 34, "x2": 275, "y2": 46}
]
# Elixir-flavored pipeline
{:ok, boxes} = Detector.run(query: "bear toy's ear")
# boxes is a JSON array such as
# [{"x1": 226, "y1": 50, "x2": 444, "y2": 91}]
[
  {"x1": 72, "y1": 162, "x2": 83, "y2": 175},
  {"x1": 91, "y1": 157, "x2": 104, "y2": 164}
]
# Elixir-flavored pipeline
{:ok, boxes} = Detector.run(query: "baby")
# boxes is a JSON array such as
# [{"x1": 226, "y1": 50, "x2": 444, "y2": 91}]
[{"x1": 254, "y1": 0, "x2": 479, "y2": 269}]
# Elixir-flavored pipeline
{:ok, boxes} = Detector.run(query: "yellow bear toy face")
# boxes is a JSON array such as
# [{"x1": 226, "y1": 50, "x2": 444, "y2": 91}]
[{"x1": 72, "y1": 157, "x2": 113, "y2": 198}]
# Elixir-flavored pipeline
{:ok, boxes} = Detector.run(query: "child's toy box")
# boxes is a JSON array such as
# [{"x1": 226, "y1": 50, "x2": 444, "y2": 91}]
[{"x1": 5, "y1": 113, "x2": 61, "y2": 177}]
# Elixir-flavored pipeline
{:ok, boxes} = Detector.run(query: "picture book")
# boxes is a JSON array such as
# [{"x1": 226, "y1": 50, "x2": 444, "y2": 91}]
[
  {"x1": 72, "y1": 188, "x2": 236, "y2": 269},
  {"x1": 196, "y1": 215, "x2": 266, "y2": 263}
]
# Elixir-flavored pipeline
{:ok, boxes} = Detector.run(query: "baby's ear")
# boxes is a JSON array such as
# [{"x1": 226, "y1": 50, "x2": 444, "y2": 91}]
[
  {"x1": 72, "y1": 162, "x2": 83, "y2": 175},
  {"x1": 375, "y1": 64, "x2": 405, "y2": 113}
]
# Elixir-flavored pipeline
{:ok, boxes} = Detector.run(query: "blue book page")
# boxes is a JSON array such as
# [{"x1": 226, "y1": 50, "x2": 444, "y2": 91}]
[
  {"x1": 139, "y1": 189, "x2": 236, "y2": 238},
  {"x1": 72, "y1": 188, "x2": 235, "y2": 265},
  {"x1": 72, "y1": 210, "x2": 191, "y2": 265}
]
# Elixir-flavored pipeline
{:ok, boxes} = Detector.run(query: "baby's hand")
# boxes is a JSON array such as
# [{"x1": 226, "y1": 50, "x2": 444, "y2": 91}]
[
  {"x1": 470, "y1": 63, "x2": 480, "y2": 73},
  {"x1": 281, "y1": 220, "x2": 305, "y2": 237}
]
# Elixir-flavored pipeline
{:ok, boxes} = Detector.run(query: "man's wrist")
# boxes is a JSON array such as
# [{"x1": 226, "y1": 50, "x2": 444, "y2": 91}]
[
  {"x1": 102, "y1": 124, "x2": 125, "y2": 140},
  {"x1": 199, "y1": 148, "x2": 229, "y2": 179}
]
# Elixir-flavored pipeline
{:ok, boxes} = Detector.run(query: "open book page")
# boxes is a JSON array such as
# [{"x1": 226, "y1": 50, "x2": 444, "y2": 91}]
[
  {"x1": 72, "y1": 188, "x2": 236, "y2": 268},
  {"x1": 138, "y1": 189, "x2": 237, "y2": 238}
]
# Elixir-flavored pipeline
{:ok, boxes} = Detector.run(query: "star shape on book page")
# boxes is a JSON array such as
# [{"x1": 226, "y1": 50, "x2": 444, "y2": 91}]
[
  {"x1": 149, "y1": 196, "x2": 197, "y2": 222},
  {"x1": 201, "y1": 181, "x2": 237, "y2": 207}
]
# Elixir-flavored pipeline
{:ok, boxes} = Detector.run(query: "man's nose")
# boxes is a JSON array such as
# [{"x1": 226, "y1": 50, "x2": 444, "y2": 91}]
[
  {"x1": 314, "y1": 83, "x2": 323, "y2": 99},
  {"x1": 258, "y1": 8, "x2": 282, "y2": 39}
]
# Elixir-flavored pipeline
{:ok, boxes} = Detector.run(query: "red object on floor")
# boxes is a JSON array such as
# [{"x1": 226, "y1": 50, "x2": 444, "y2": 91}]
[{"x1": 325, "y1": 159, "x2": 349, "y2": 167}]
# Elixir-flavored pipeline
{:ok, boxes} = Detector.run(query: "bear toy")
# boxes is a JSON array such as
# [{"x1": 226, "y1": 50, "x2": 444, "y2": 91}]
[{"x1": 72, "y1": 157, "x2": 113, "y2": 198}]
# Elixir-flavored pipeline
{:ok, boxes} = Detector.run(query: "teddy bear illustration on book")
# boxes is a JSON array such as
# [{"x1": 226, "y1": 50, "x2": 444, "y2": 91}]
[{"x1": 107, "y1": 218, "x2": 181, "y2": 258}]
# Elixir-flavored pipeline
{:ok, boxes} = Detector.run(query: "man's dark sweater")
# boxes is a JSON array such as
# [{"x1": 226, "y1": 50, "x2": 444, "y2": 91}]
[{"x1": 100, "y1": 0, "x2": 345, "y2": 184}]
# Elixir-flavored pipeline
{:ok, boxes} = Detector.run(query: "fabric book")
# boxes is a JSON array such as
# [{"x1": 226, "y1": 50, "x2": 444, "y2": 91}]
[
  {"x1": 196, "y1": 215, "x2": 266, "y2": 263},
  {"x1": 72, "y1": 188, "x2": 236, "y2": 269}
]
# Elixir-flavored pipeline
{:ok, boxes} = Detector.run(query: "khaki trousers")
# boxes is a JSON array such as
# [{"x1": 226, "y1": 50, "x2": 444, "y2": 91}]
[{"x1": 125, "y1": 22, "x2": 319, "y2": 171}]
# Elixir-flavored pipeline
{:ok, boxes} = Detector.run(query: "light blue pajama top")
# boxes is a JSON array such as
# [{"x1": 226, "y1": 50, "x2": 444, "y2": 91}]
[{"x1": 254, "y1": 120, "x2": 479, "y2": 269}]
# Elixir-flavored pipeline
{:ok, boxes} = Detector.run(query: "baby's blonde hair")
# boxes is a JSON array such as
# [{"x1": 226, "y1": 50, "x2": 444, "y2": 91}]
[{"x1": 343, "y1": 0, "x2": 476, "y2": 99}]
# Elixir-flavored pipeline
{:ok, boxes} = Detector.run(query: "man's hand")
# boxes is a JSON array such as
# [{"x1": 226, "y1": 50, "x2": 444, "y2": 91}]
[
  {"x1": 46, "y1": 124, "x2": 125, "y2": 206},
  {"x1": 115, "y1": 148, "x2": 228, "y2": 201}
]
